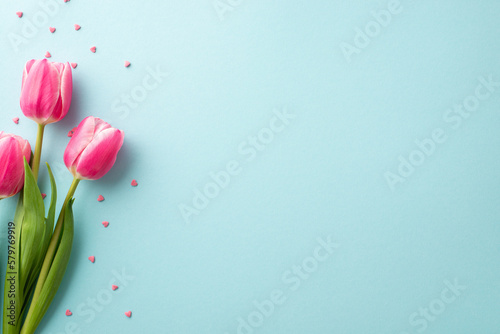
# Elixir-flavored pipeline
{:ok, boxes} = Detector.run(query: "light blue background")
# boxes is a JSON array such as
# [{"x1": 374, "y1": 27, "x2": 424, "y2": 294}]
[{"x1": 1, "y1": 0, "x2": 500, "y2": 333}]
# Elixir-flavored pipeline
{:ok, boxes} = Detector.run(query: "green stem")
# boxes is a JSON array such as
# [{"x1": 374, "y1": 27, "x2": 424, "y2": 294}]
[
  {"x1": 30, "y1": 178, "x2": 80, "y2": 304},
  {"x1": 31, "y1": 124, "x2": 45, "y2": 182}
]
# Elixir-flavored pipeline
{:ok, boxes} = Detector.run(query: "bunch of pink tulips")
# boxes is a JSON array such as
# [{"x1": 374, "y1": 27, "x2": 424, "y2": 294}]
[{"x1": 0, "y1": 59, "x2": 124, "y2": 334}]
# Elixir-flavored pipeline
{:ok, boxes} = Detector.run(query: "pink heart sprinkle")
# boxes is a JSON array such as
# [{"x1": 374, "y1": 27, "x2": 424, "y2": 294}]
[
  {"x1": 90, "y1": 46, "x2": 96, "y2": 53},
  {"x1": 65, "y1": 309, "x2": 72, "y2": 316},
  {"x1": 112, "y1": 285, "x2": 118, "y2": 291},
  {"x1": 12, "y1": 117, "x2": 19, "y2": 124},
  {"x1": 74, "y1": 24, "x2": 81, "y2": 31},
  {"x1": 45, "y1": 51, "x2": 51, "y2": 58},
  {"x1": 97, "y1": 195, "x2": 104, "y2": 202},
  {"x1": 41, "y1": 193, "x2": 47, "y2": 199},
  {"x1": 125, "y1": 311, "x2": 132, "y2": 318},
  {"x1": 124, "y1": 61, "x2": 131, "y2": 67},
  {"x1": 16, "y1": 12, "x2": 23, "y2": 18},
  {"x1": 88, "y1": 256, "x2": 95, "y2": 263},
  {"x1": 102, "y1": 221, "x2": 109, "y2": 228},
  {"x1": 131, "y1": 179, "x2": 138, "y2": 187},
  {"x1": 71, "y1": 63, "x2": 77, "y2": 69},
  {"x1": 49, "y1": 27, "x2": 56, "y2": 33},
  {"x1": 64, "y1": 0, "x2": 70, "y2": 2},
  {"x1": 67, "y1": 130, "x2": 74, "y2": 137}
]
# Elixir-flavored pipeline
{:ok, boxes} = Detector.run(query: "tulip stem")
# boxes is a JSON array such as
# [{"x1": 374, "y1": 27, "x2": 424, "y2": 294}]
[
  {"x1": 31, "y1": 124, "x2": 45, "y2": 182},
  {"x1": 30, "y1": 177, "x2": 80, "y2": 304}
]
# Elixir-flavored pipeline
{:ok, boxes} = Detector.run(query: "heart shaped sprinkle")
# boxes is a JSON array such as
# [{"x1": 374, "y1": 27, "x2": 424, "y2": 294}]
[
  {"x1": 125, "y1": 311, "x2": 132, "y2": 318},
  {"x1": 90, "y1": 46, "x2": 96, "y2": 53},
  {"x1": 124, "y1": 61, "x2": 131, "y2": 67},
  {"x1": 112, "y1": 285, "x2": 118, "y2": 291},
  {"x1": 131, "y1": 179, "x2": 138, "y2": 187},
  {"x1": 41, "y1": 193, "x2": 47, "y2": 199},
  {"x1": 102, "y1": 221, "x2": 109, "y2": 228},
  {"x1": 74, "y1": 24, "x2": 81, "y2": 31},
  {"x1": 49, "y1": 27, "x2": 56, "y2": 33},
  {"x1": 16, "y1": 12, "x2": 23, "y2": 18},
  {"x1": 97, "y1": 195, "x2": 104, "y2": 202},
  {"x1": 12, "y1": 117, "x2": 19, "y2": 124},
  {"x1": 65, "y1": 309, "x2": 72, "y2": 316},
  {"x1": 88, "y1": 256, "x2": 95, "y2": 263},
  {"x1": 71, "y1": 63, "x2": 77, "y2": 69},
  {"x1": 45, "y1": 51, "x2": 51, "y2": 58}
]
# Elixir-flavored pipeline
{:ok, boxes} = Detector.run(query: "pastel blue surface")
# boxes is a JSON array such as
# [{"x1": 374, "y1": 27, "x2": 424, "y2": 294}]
[{"x1": 1, "y1": 1, "x2": 500, "y2": 333}]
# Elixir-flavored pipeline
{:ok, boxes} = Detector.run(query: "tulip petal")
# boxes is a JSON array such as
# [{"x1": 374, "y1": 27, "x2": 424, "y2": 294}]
[
  {"x1": 47, "y1": 62, "x2": 72, "y2": 124},
  {"x1": 11, "y1": 134, "x2": 31, "y2": 163},
  {"x1": 63, "y1": 117, "x2": 97, "y2": 173},
  {"x1": 0, "y1": 137, "x2": 24, "y2": 199},
  {"x1": 74, "y1": 128, "x2": 124, "y2": 180},
  {"x1": 59, "y1": 63, "x2": 73, "y2": 121},
  {"x1": 93, "y1": 117, "x2": 112, "y2": 135},
  {"x1": 20, "y1": 59, "x2": 61, "y2": 124},
  {"x1": 22, "y1": 59, "x2": 37, "y2": 90}
]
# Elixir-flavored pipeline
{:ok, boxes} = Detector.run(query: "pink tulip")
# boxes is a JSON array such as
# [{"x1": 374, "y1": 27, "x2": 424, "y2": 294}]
[
  {"x1": 20, "y1": 59, "x2": 73, "y2": 125},
  {"x1": 0, "y1": 132, "x2": 31, "y2": 199},
  {"x1": 64, "y1": 116, "x2": 124, "y2": 180}
]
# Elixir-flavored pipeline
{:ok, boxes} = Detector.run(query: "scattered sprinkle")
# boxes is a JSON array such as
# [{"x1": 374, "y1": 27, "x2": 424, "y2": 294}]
[
  {"x1": 124, "y1": 61, "x2": 131, "y2": 68},
  {"x1": 12, "y1": 117, "x2": 19, "y2": 124},
  {"x1": 74, "y1": 24, "x2": 81, "y2": 31},
  {"x1": 45, "y1": 51, "x2": 51, "y2": 58},
  {"x1": 16, "y1": 12, "x2": 23, "y2": 18},
  {"x1": 102, "y1": 221, "x2": 109, "y2": 228},
  {"x1": 70, "y1": 63, "x2": 77, "y2": 69},
  {"x1": 65, "y1": 309, "x2": 72, "y2": 316},
  {"x1": 41, "y1": 193, "x2": 47, "y2": 199},
  {"x1": 64, "y1": 0, "x2": 70, "y2": 2},
  {"x1": 68, "y1": 127, "x2": 77, "y2": 137},
  {"x1": 97, "y1": 195, "x2": 105, "y2": 202},
  {"x1": 49, "y1": 27, "x2": 56, "y2": 33},
  {"x1": 125, "y1": 311, "x2": 132, "y2": 318},
  {"x1": 112, "y1": 285, "x2": 118, "y2": 291},
  {"x1": 90, "y1": 46, "x2": 96, "y2": 53},
  {"x1": 131, "y1": 179, "x2": 138, "y2": 187},
  {"x1": 88, "y1": 256, "x2": 95, "y2": 263}
]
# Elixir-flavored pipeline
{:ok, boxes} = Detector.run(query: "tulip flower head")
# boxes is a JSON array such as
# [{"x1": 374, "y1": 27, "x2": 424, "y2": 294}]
[
  {"x1": 64, "y1": 116, "x2": 124, "y2": 180},
  {"x1": 20, "y1": 59, "x2": 73, "y2": 125},
  {"x1": 0, "y1": 132, "x2": 31, "y2": 199}
]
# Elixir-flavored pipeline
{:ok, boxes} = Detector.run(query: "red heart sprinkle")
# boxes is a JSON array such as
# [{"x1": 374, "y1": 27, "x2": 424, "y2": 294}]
[
  {"x1": 45, "y1": 51, "x2": 51, "y2": 58},
  {"x1": 16, "y1": 12, "x2": 23, "y2": 18},
  {"x1": 88, "y1": 256, "x2": 95, "y2": 263},
  {"x1": 49, "y1": 27, "x2": 56, "y2": 33},
  {"x1": 112, "y1": 285, "x2": 118, "y2": 291},
  {"x1": 41, "y1": 193, "x2": 47, "y2": 199},
  {"x1": 125, "y1": 311, "x2": 132, "y2": 318},
  {"x1": 71, "y1": 63, "x2": 77, "y2": 69},
  {"x1": 102, "y1": 221, "x2": 109, "y2": 228},
  {"x1": 131, "y1": 180, "x2": 138, "y2": 187},
  {"x1": 12, "y1": 117, "x2": 19, "y2": 124},
  {"x1": 74, "y1": 24, "x2": 81, "y2": 31},
  {"x1": 97, "y1": 195, "x2": 104, "y2": 202},
  {"x1": 65, "y1": 309, "x2": 72, "y2": 316},
  {"x1": 90, "y1": 46, "x2": 96, "y2": 53}
]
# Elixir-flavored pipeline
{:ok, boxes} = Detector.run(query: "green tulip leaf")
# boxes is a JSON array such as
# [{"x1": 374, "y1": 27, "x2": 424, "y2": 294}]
[
  {"x1": 23, "y1": 163, "x2": 58, "y2": 322},
  {"x1": 20, "y1": 159, "x2": 45, "y2": 292},
  {"x1": 20, "y1": 199, "x2": 75, "y2": 334}
]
